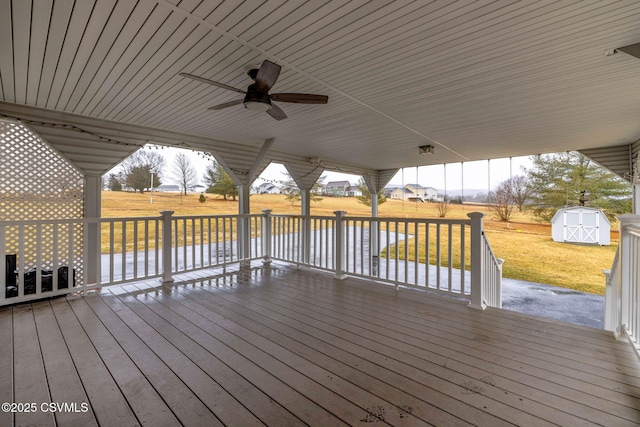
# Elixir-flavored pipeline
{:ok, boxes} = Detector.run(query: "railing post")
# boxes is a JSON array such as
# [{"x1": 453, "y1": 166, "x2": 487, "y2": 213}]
[
  {"x1": 334, "y1": 210, "x2": 347, "y2": 279},
  {"x1": 160, "y1": 210, "x2": 174, "y2": 283},
  {"x1": 616, "y1": 214, "x2": 640, "y2": 338},
  {"x1": 301, "y1": 189, "x2": 311, "y2": 266},
  {"x1": 603, "y1": 267, "x2": 619, "y2": 335},
  {"x1": 261, "y1": 209, "x2": 272, "y2": 265},
  {"x1": 468, "y1": 212, "x2": 486, "y2": 310}
]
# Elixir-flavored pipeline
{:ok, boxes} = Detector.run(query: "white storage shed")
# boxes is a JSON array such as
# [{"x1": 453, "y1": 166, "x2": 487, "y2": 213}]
[{"x1": 551, "y1": 207, "x2": 610, "y2": 246}]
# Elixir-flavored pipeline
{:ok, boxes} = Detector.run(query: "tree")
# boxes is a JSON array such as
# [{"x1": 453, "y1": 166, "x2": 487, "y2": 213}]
[
  {"x1": 355, "y1": 179, "x2": 387, "y2": 207},
  {"x1": 280, "y1": 174, "x2": 324, "y2": 207},
  {"x1": 506, "y1": 175, "x2": 532, "y2": 212},
  {"x1": 122, "y1": 150, "x2": 164, "y2": 193},
  {"x1": 204, "y1": 161, "x2": 237, "y2": 200},
  {"x1": 172, "y1": 152, "x2": 198, "y2": 195},
  {"x1": 489, "y1": 180, "x2": 514, "y2": 221},
  {"x1": 525, "y1": 152, "x2": 631, "y2": 222},
  {"x1": 107, "y1": 173, "x2": 122, "y2": 191}
]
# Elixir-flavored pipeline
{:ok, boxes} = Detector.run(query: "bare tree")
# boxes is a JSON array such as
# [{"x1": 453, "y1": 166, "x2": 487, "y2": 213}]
[
  {"x1": 434, "y1": 202, "x2": 450, "y2": 218},
  {"x1": 489, "y1": 180, "x2": 514, "y2": 221},
  {"x1": 172, "y1": 152, "x2": 198, "y2": 195},
  {"x1": 506, "y1": 175, "x2": 531, "y2": 212}
]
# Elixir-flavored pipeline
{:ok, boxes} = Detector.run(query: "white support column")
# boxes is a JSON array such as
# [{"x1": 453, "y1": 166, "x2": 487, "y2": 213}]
[
  {"x1": 301, "y1": 188, "x2": 311, "y2": 265},
  {"x1": 370, "y1": 187, "x2": 379, "y2": 276},
  {"x1": 84, "y1": 175, "x2": 102, "y2": 285},
  {"x1": 160, "y1": 210, "x2": 174, "y2": 283},
  {"x1": 334, "y1": 210, "x2": 347, "y2": 279},
  {"x1": 633, "y1": 184, "x2": 640, "y2": 214},
  {"x1": 238, "y1": 184, "x2": 251, "y2": 266},
  {"x1": 261, "y1": 209, "x2": 272, "y2": 265},
  {"x1": 468, "y1": 212, "x2": 486, "y2": 310}
]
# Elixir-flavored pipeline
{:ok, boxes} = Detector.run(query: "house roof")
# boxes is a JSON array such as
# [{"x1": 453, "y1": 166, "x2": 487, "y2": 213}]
[
  {"x1": 325, "y1": 181, "x2": 351, "y2": 188},
  {"x1": 1, "y1": 1, "x2": 640, "y2": 179}
]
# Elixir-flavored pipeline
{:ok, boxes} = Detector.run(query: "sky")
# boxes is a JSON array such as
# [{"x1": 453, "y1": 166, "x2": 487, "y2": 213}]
[{"x1": 115, "y1": 145, "x2": 533, "y2": 193}]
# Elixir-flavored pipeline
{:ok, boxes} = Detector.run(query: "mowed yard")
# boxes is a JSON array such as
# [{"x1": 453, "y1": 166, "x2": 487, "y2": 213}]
[{"x1": 102, "y1": 191, "x2": 618, "y2": 295}]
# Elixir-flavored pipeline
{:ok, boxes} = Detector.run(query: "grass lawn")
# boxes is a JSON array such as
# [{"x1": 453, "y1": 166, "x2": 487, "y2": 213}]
[{"x1": 102, "y1": 191, "x2": 617, "y2": 295}]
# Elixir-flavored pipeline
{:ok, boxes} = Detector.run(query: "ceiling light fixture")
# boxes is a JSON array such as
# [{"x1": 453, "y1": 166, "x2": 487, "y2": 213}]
[
  {"x1": 243, "y1": 84, "x2": 272, "y2": 111},
  {"x1": 419, "y1": 145, "x2": 434, "y2": 155},
  {"x1": 243, "y1": 100, "x2": 271, "y2": 112}
]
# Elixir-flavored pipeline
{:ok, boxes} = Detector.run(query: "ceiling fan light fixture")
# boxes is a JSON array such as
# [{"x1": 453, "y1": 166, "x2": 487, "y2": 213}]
[
  {"x1": 244, "y1": 100, "x2": 271, "y2": 112},
  {"x1": 243, "y1": 83, "x2": 272, "y2": 111}
]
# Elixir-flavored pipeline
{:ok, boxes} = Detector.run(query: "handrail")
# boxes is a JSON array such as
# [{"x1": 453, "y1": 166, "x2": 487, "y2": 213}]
[
  {"x1": 604, "y1": 216, "x2": 640, "y2": 358},
  {"x1": 481, "y1": 231, "x2": 503, "y2": 309}
]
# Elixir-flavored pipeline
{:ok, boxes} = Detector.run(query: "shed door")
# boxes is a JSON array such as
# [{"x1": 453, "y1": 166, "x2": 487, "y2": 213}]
[
  {"x1": 580, "y1": 211, "x2": 598, "y2": 244},
  {"x1": 563, "y1": 210, "x2": 599, "y2": 243}
]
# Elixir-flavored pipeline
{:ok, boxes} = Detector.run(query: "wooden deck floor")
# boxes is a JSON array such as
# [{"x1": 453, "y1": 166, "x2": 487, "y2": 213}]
[{"x1": 1, "y1": 263, "x2": 639, "y2": 426}]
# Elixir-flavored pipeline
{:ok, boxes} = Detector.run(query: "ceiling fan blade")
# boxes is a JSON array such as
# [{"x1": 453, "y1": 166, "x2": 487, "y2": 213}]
[
  {"x1": 267, "y1": 103, "x2": 287, "y2": 121},
  {"x1": 208, "y1": 99, "x2": 244, "y2": 110},
  {"x1": 254, "y1": 60, "x2": 281, "y2": 92},
  {"x1": 270, "y1": 93, "x2": 328, "y2": 104},
  {"x1": 180, "y1": 72, "x2": 246, "y2": 94}
]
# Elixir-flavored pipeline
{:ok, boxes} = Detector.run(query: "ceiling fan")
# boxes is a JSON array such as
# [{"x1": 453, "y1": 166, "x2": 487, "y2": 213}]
[{"x1": 180, "y1": 60, "x2": 328, "y2": 121}]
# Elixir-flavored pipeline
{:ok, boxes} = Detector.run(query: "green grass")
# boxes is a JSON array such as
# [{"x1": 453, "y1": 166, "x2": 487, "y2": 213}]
[{"x1": 102, "y1": 191, "x2": 617, "y2": 294}]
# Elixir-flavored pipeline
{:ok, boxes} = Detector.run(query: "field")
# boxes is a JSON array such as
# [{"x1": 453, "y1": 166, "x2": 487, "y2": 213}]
[{"x1": 102, "y1": 191, "x2": 618, "y2": 295}]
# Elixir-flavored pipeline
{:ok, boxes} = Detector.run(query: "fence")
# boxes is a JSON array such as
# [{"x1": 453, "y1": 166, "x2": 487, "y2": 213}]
[{"x1": 1, "y1": 210, "x2": 502, "y2": 309}]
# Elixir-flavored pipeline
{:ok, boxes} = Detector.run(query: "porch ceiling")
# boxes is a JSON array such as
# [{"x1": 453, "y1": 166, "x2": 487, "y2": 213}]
[{"x1": 2, "y1": 0, "x2": 640, "y2": 175}]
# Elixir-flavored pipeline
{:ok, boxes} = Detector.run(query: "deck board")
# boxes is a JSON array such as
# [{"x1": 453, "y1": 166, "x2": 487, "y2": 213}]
[
  {"x1": 0, "y1": 308, "x2": 13, "y2": 427},
  {"x1": 82, "y1": 295, "x2": 224, "y2": 426},
  {"x1": 1, "y1": 263, "x2": 640, "y2": 426},
  {"x1": 31, "y1": 301, "x2": 97, "y2": 426},
  {"x1": 193, "y1": 276, "x2": 603, "y2": 426},
  {"x1": 50, "y1": 298, "x2": 140, "y2": 427},
  {"x1": 12, "y1": 304, "x2": 55, "y2": 426},
  {"x1": 264, "y1": 269, "x2": 640, "y2": 422},
  {"x1": 111, "y1": 293, "x2": 303, "y2": 426}
]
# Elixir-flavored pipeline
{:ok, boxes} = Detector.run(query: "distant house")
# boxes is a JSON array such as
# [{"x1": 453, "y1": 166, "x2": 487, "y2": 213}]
[
  {"x1": 155, "y1": 184, "x2": 180, "y2": 192},
  {"x1": 404, "y1": 184, "x2": 443, "y2": 201},
  {"x1": 189, "y1": 184, "x2": 207, "y2": 193},
  {"x1": 384, "y1": 186, "x2": 414, "y2": 201},
  {"x1": 383, "y1": 184, "x2": 444, "y2": 202},
  {"x1": 256, "y1": 182, "x2": 281, "y2": 194},
  {"x1": 346, "y1": 185, "x2": 362, "y2": 197},
  {"x1": 324, "y1": 181, "x2": 351, "y2": 196}
]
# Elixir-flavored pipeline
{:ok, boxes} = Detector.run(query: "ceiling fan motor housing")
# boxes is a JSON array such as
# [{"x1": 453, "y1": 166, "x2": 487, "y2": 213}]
[{"x1": 243, "y1": 84, "x2": 272, "y2": 111}]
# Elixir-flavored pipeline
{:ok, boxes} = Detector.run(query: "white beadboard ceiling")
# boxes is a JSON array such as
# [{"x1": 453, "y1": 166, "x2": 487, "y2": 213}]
[{"x1": 1, "y1": 0, "x2": 640, "y2": 176}]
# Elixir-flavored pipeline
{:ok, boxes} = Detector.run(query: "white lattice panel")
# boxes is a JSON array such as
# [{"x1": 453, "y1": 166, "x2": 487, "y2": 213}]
[{"x1": 0, "y1": 120, "x2": 84, "y2": 283}]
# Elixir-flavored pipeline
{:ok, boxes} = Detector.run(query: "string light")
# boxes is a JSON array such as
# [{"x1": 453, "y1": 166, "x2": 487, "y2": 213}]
[
  {"x1": 2, "y1": 113, "x2": 375, "y2": 183},
  {"x1": 0, "y1": 114, "x2": 141, "y2": 147}
]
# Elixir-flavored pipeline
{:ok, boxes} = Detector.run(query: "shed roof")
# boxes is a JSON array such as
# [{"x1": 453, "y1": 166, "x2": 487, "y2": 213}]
[{"x1": 551, "y1": 207, "x2": 611, "y2": 225}]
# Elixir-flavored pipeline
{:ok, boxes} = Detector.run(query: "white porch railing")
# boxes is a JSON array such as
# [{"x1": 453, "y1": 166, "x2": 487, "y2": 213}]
[
  {"x1": 604, "y1": 215, "x2": 640, "y2": 356},
  {"x1": 1, "y1": 210, "x2": 502, "y2": 309},
  {"x1": 482, "y1": 231, "x2": 504, "y2": 309},
  {"x1": 266, "y1": 210, "x2": 502, "y2": 307}
]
